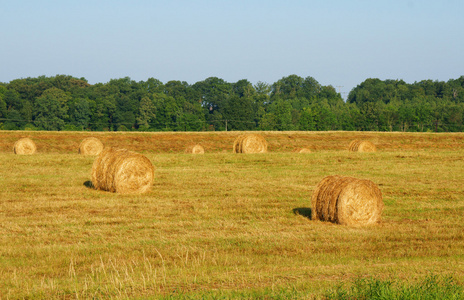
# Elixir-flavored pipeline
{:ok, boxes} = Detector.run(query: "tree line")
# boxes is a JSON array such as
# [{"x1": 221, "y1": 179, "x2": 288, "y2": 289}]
[{"x1": 0, "y1": 74, "x2": 463, "y2": 132}]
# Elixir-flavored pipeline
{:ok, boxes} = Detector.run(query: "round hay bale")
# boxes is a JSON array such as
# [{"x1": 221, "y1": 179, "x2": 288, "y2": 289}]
[
  {"x1": 185, "y1": 144, "x2": 205, "y2": 154},
  {"x1": 14, "y1": 138, "x2": 37, "y2": 155},
  {"x1": 233, "y1": 134, "x2": 267, "y2": 153},
  {"x1": 348, "y1": 140, "x2": 376, "y2": 152},
  {"x1": 293, "y1": 148, "x2": 311, "y2": 153},
  {"x1": 348, "y1": 140, "x2": 360, "y2": 151},
  {"x1": 311, "y1": 175, "x2": 341, "y2": 222},
  {"x1": 91, "y1": 147, "x2": 155, "y2": 194},
  {"x1": 311, "y1": 175, "x2": 383, "y2": 226},
  {"x1": 357, "y1": 141, "x2": 376, "y2": 152},
  {"x1": 337, "y1": 178, "x2": 383, "y2": 225},
  {"x1": 233, "y1": 135, "x2": 247, "y2": 153},
  {"x1": 79, "y1": 137, "x2": 104, "y2": 155}
]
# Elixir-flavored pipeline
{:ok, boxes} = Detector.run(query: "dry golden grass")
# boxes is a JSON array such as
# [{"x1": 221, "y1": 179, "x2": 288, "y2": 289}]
[
  {"x1": 0, "y1": 131, "x2": 464, "y2": 298},
  {"x1": 2, "y1": 130, "x2": 464, "y2": 153}
]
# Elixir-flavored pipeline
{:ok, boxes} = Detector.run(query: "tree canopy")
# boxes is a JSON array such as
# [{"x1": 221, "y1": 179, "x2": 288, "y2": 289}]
[{"x1": 1, "y1": 74, "x2": 463, "y2": 132}]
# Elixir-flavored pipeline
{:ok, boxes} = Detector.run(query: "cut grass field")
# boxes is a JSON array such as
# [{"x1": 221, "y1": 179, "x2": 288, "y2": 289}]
[{"x1": 0, "y1": 131, "x2": 463, "y2": 299}]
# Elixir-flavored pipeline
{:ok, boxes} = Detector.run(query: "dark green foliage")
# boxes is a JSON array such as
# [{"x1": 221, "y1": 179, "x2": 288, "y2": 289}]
[
  {"x1": 33, "y1": 87, "x2": 70, "y2": 130},
  {"x1": 69, "y1": 98, "x2": 91, "y2": 130},
  {"x1": 3, "y1": 109, "x2": 24, "y2": 130},
  {"x1": 271, "y1": 75, "x2": 321, "y2": 100},
  {"x1": 136, "y1": 96, "x2": 156, "y2": 131},
  {"x1": 0, "y1": 93, "x2": 7, "y2": 119},
  {"x1": 4, "y1": 89, "x2": 22, "y2": 111},
  {"x1": 192, "y1": 77, "x2": 232, "y2": 114},
  {"x1": 273, "y1": 98, "x2": 294, "y2": 130},
  {"x1": 223, "y1": 95, "x2": 255, "y2": 130},
  {"x1": 2, "y1": 74, "x2": 464, "y2": 132},
  {"x1": 347, "y1": 77, "x2": 464, "y2": 132}
]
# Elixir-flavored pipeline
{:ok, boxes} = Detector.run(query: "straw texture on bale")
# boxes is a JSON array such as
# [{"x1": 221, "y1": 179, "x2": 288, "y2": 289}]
[
  {"x1": 233, "y1": 134, "x2": 268, "y2": 153},
  {"x1": 311, "y1": 175, "x2": 383, "y2": 226},
  {"x1": 91, "y1": 147, "x2": 155, "y2": 194},
  {"x1": 79, "y1": 137, "x2": 104, "y2": 155},
  {"x1": 348, "y1": 140, "x2": 376, "y2": 152},
  {"x1": 293, "y1": 147, "x2": 311, "y2": 153},
  {"x1": 185, "y1": 144, "x2": 205, "y2": 154},
  {"x1": 14, "y1": 138, "x2": 37, "y2": 155}
]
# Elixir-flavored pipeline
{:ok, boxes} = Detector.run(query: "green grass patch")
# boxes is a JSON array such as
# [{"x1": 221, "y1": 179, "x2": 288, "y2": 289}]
[{"x1": 325, "y1": 274, "x2": 463, "y2": 300}]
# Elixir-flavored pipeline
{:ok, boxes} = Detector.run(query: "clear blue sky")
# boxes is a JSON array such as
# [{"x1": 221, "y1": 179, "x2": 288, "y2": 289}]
[{"x1": 1, "y1": 0, "x2": 463, "y2": 98}]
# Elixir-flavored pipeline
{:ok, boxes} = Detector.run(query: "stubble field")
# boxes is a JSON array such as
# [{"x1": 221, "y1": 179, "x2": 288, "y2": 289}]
[{"x1": 0, "y1": 130, "x2": 463, "y2": 299}]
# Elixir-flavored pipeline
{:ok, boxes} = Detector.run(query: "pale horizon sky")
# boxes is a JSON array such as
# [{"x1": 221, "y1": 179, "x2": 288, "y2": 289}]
[{"x1": 1, "y1": 0, "x2": 463, "y2": 98}]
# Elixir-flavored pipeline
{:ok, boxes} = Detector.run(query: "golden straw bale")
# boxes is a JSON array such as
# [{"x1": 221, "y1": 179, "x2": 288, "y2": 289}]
[
  {"x1": 311, "y1": 175, "x2": 341, "y2": 222},
  {"x1": 311, "y1": 175, "x2": 383, "y2": 225},
  {"x1": 14, "y1": 138, "x2": 37, "y2": 155},
  {"x1": 233, "y1": 134, "x2": 267, "y2": 153},
  {"x1": 327, "y1": 176, "x2": 357, "y2": 222},
  {"x1": 348, "y1": 140, "x2": 360, "y2": 151},
  {"x1": 185, "y1": 144, "x2": 205, "y2": 154},
  {"x1": 242, "y1": 134, "x2": 267, "y2": 153},
  {"x1": 337, "y1": 178, "x2": 383, "y2": 225},
  {"x1": 349, "y1": 140, "x2": 364, "y2": 151},
  {"x1": 348, "y1": 140, "x2": 376, "y2": 152},
  {"x1": 233, "y1": 135, "x2": 247, "y2": 153},
  {"x1": 357, "y1": 141, "x2": 377, "y2": 152},
  {"x1": 91, "y1": 147, "x2": 155, "y2": 194},
  {"x1": 293, "y1": 148, "x2": 312, "y2": 153},
  {"x1": 79, "y1": 137, "x2": 104, "y2": 155}
]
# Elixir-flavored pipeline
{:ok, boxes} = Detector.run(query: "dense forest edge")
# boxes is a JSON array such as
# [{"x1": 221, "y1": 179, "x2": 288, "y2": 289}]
[{"x1": 1, "y1": 74, "x2": 463, "y2": 132}]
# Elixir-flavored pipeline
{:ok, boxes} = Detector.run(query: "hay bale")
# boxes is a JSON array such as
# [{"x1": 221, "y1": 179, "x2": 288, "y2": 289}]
[
  {"x1": 348, "y1": 140, "x2": 376, "y2": 152},
  {"x1": 233, "y1": 134, "x2": 267, "y2": 153},
  {"x1": 232, "y1": 135, "x2": 246, "y2": 153},
  {"x1": 357, "y1": 141, "x2": 377, "y2": 152},
  {"x1": 13, "y1": 138, "x2": 37, "y2": 155},
  {"x1": 311, "y1": 175, "x2": 341, "y2": 222},
  {"x1": 311, "y1": 175, "x2": 383, "y2": 225},
  {"x1": 185, "y1": 144, "x2": 205, "y2": 154},
  {"x1": 79, "y1": 137, "x2": 104, "y2": 155},
  {"x1": 91, "y1": 147, "x2": 155, "y2": 194},
  {"x1": 348, "y1": 140, "x2": 360, "y2": 151},
  {"x1": 241, "y1": 134, "x2": 268, "y2": 153},
  {"x1": 293, "y1": 148, "x2": 311, "y2": 153}
]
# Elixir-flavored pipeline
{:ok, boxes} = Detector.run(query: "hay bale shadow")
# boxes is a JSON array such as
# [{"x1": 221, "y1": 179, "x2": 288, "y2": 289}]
[
  {"x1": 83, "y1": 180, "x2": 94, "y2": 189},
  {"x1": 293, "y1": 207, "x2": 312, "y2": 220}
]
